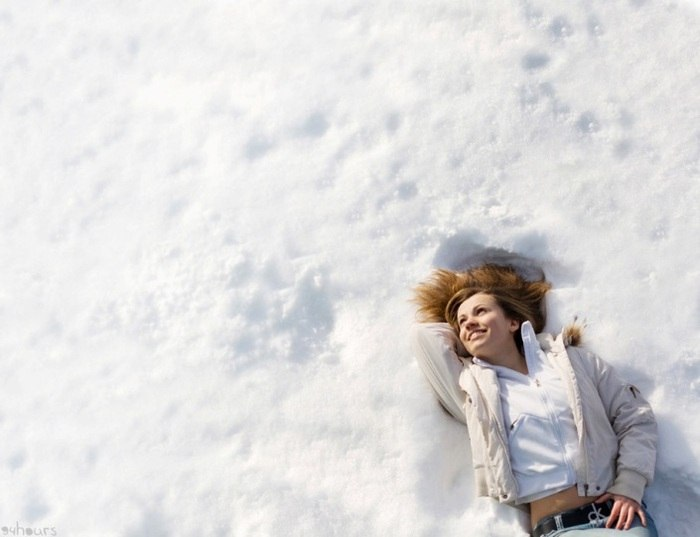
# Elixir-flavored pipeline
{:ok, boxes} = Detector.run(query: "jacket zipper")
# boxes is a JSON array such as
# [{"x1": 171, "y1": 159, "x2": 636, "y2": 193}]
[
  {"x1": 571, "y1": 349, "x2": 589, "y2": 495},
  {"x1": 533, "y1": 375, "x2": 577, "y2": 486},
  {"x1": 486, "y1": 394, "x2": 517, "y2": 499},
  {"x1": 476, "y1": 369, "x2": 517, "y2": 500},
  {"x1": 555, "y1": 346, "x2": 589, "y2": 496},
  {"x1": 492, "y1": 407, "x2": 517, "y2": 499}
]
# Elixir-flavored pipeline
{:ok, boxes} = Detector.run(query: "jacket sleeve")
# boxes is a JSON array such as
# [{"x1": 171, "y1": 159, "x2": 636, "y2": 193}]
[
  {"x1": 584, "y1": 349, "x2": 658, "y2": 503},
  {"x1": 410, "y1": 323, "x2": 467, "y2": 425}
]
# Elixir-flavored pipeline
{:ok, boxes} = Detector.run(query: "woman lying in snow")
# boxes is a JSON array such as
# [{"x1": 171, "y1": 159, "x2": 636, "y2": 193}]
[{"x1": 411, "y1": 264, "x2": 658, "y2": 536}]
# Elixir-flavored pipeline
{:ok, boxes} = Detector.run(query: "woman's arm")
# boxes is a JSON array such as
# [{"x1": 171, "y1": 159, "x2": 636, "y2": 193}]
[
  {"x1": 583, "y1": 348, "x2": 658, "y2": 502},
  {"x1": 410, "y1": 323, "x2": 467, "y2": 425}
]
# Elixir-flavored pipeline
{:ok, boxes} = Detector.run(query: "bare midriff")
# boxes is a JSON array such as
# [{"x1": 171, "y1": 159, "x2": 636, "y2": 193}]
[{"x1": 529, "y1": 486, "x2": 599, "y2": 529}]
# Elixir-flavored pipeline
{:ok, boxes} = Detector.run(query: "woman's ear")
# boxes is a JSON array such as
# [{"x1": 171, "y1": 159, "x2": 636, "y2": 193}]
[{"x1": 509, "y1": 319, "x2": 520, "y2": 333}]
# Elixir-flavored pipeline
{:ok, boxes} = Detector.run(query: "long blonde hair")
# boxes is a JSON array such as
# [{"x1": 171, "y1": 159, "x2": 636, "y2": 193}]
[{"x1": 413, "y1": 264, "x2": 581, "y2": 346}]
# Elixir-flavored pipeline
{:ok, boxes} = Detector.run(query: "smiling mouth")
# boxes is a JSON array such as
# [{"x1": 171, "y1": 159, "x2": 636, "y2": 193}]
[{"x1": 469, "y1": 330, "x2": 486, "y2": 341}]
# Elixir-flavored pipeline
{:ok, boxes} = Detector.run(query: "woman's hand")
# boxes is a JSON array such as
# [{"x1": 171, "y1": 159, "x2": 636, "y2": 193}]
[{"x1": 596, "y1": 493, "x2": 646, "y2": 530}]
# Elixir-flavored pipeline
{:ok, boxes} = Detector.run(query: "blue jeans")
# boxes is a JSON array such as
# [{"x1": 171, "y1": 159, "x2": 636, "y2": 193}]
[{"x1": 543, "y1": 510, "x2": 658, "y2": 536}]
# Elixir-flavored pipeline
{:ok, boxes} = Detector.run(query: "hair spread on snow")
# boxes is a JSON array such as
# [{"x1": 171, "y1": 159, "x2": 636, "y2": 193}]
[{"x1": 412, "y1": 263, "x2": 582, "y2": 346}]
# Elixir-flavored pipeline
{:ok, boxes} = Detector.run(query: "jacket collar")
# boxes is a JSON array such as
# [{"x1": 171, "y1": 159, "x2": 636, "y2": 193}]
[
  {"x1": 537, "y1": 327, "x2": 568, "y2": 354},
  {"x1": 469, "y1": 321, "x2": 569, "y2": 369}
]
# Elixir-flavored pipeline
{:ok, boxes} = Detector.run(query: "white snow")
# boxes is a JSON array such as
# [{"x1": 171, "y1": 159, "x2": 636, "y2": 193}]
[{"x1": 1, "y1": 0, "x2": 699, "y2": 536}]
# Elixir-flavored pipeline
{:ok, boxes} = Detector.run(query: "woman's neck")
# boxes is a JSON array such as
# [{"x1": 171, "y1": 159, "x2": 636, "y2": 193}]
[{"x1": 482, "y1": 346, "x2": 528, "y2": 375}]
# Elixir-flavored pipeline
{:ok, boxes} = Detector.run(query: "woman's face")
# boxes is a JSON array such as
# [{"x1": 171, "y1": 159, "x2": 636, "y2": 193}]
[{"x1": 456, "y1": 292, "x2": 520, "y2": 360}]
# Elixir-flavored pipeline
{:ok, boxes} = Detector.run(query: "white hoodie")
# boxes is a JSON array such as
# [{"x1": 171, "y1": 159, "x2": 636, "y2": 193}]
[{"x1": 472, "y1": 321, "x2": 581, "y2": 504}]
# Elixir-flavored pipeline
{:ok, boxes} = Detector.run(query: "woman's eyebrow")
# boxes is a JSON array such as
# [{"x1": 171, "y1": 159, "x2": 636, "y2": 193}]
[
  {"x1": 459, "y1": 304, "x2": 485, "y2": 319},
  {"x1": 459, "y1": 302, "x2": 489, "y2": 318}
]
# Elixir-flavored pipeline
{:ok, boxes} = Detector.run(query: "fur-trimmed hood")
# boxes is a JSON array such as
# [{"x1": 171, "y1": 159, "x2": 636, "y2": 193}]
[{"x1": 536, "y1": 322, "x2": 583, "y2": 353}]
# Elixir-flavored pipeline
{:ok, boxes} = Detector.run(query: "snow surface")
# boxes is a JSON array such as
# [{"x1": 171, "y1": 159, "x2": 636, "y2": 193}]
[{"x1": 1, "y1": 0, "x2": 699, "y2": 536}]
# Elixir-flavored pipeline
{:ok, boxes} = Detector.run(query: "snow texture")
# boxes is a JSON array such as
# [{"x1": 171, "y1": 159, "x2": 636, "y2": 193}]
[{"x1": 1, "y1": 0, "x2": 699, "y2": 536}]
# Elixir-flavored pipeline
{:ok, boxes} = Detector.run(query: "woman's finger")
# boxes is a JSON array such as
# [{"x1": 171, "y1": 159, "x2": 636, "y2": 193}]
[
  {"x1": 614, "y1": 504, "x2": 627, "y2": 530},
  {"x1": 605, "y1": 501, "x2": 621, "y2": 529},
  {"x1": 638, "y1": 506, "x2": 647, "y2": 527},
  {"x1": 622, "y1": 505, "x2": 635, "y2": 530}
]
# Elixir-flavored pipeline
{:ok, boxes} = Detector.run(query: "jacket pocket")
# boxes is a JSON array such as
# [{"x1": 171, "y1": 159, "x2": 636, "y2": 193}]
[{"x1": 508, "y1": 414, "x2": 569, "y2": 476}]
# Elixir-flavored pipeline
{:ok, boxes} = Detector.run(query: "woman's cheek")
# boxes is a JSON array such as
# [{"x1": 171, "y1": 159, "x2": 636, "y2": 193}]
[
  {"x1": 461, "y1": 334, "x2": 472, "y2": 352},
  {"x1": 459, "y1": 331, "x2": 468, "y2": 348}
]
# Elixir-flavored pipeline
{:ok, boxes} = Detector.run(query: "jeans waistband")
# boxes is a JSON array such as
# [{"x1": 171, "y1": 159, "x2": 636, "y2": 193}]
[{"x1": 532, "y1": 500, "x2": 613, "y2": 537}]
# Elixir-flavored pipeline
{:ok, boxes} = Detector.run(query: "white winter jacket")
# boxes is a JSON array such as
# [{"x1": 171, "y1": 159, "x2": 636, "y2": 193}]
[{"x1": 411, "y1": 322, "x2": 657, "y2": 507}]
